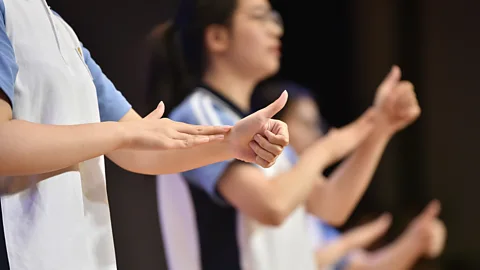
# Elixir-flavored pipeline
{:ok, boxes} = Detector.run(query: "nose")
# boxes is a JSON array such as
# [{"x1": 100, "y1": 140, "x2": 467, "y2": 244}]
[
  {"x1": 267, "y1": 10, "x2": 284, "y2": 37},
  {"x1": 272, "y1": 22, "x2": 284, "y2": 37}
]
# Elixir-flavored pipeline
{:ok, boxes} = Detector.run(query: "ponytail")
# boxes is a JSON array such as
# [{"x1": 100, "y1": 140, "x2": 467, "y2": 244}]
[
  {"x1": 146, "y1": 0, "x2": 238, "y2": 115},
  {"x1": 146, "y1": 21, "x2": 194, "y2": 116}
]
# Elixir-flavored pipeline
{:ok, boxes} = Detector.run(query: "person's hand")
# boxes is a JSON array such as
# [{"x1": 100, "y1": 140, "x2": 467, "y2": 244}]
[
  {"x1": 404, "y1": 200, "x2": 446, "y2": 258},
  {"x1": 341, "y1": 213, "x2": 392, "y2": 250},
  {"x1": 426, "y1": 218, "x2": 446, "y2": 258},
  {"x1": 305, "y1": 107, "x2": 377, "y2": 168},
  {"x1": 120, "y1": 102, "x2": 231, "y2": 150},
  {"x1": 374, "y1": 66, "x2": 421, "y2": 134},
  {"x1": 227, "y1": 91, "x2": 290, "y2": 168}
]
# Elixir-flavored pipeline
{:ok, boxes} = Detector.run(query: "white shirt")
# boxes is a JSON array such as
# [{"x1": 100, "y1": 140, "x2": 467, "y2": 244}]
[{"x1": 0, "y1": 0, "x2": 130, "y2": 269}]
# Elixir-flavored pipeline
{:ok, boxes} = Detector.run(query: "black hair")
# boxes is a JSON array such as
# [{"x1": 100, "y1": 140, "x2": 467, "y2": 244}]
[{"x1": 146, "y1": 0, "x2": 238, "y2": 115}]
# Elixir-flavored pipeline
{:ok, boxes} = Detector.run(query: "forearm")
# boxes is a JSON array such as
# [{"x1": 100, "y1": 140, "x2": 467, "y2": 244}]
[
  {"x1": 263, "y1": 157, "x2": 325, "y2": 222},
  {"x1": 0, "y1": 120, "x2": 124, "y2": 176},
  {"x1": 309, "y1": 128, "x2": 392, "y2": 224},
  {"x1": 315, "y1": 239, "x2": 351, "y2": 269},
  {"x1": 107, "y1": 140, "x2": 234, "y2": 175},
  {"x1": 363, "y1": 233, "x2": 425, "y2": 270}
]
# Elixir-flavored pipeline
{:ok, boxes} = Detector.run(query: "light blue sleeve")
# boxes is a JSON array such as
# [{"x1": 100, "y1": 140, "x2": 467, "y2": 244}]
[
  {"x1": 81, "y1": 46, "x2": 132, "y2": 122},
  {"x1": 318, "y1": 220, "x2": 351, "y2": 270},
  {"x1": 50, "y1": 10, "x2": 132, "y2": 122},
  {"x1": 284, "y1": 146, "x2": 299, "y2": 165},
  {"x1": 0, "y1": 0, "x2": 18, "y2": 106},
  {"x1": 169, "y1": 97, "x2": 238, "y2": 206}
]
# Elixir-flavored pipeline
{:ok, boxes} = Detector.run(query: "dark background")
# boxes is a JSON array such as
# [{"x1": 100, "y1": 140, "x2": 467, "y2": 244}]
[{"x1": 48, "y1": 0, "x2": 480, "y2": 269}]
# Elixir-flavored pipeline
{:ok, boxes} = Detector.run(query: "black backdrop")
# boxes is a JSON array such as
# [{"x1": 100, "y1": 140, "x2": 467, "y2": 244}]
[{"x1": 47, "y1": 1, "x2": 480, "y2": 269}]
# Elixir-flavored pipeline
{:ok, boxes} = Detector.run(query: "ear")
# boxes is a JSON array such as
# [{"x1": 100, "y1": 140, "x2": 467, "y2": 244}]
[{"x1": 204, "y1": 24, "x2": 230, "y2": 53}]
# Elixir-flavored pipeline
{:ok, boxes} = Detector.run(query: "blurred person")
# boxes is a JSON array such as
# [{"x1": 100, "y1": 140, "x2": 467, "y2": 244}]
[
  {"x1": 252, "y1": 80, "x2": 447, "y2": 270},
  {"x1": 148, "y1": 0, "x2": 424, "y2": 269},
  {"x1": 0, "y1": 1, "x2": 291, "y2": 269}
]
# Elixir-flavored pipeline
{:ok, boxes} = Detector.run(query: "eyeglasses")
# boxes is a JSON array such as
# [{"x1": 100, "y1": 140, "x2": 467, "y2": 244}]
[{"x1": 248, "y1": 10, "x2": 283, "y2": 31}]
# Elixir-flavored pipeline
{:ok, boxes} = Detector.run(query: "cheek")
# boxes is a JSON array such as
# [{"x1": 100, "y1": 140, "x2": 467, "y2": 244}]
[
  {"x1": 233, "y1": 35, "x2": 263, "y2": 60},
  {"x1": 232, "y1": 30, "x2": 276, "y2": 66}
]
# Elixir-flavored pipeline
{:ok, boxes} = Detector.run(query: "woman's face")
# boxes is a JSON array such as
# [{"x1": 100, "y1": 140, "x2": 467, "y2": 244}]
[
  {"x1": 227, "y1": 0, "x2": 283, "y2": 80},
  {"x1": 283, "y1": 97, "x2": 324, "y2": 154}
]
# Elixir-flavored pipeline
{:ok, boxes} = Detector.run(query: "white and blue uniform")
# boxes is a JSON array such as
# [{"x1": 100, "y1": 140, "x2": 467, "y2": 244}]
[
  {"x1": 157, "y1": 86, "x2": 317, "y2": 270},
  {"x1": 0, "y1": 1, "x2": 131, "y2": 269},
  {"x1": 308, "y1": 215, "x2": 351, "y2": 270}
]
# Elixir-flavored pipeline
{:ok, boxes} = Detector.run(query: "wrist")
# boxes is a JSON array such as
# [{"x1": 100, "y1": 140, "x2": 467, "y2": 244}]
[
  {"x1": 109, "y1": 121, "x2": 132, "y2": 149},
  {"x1": 373, "y1": 124, "x2": 396, "y2": 140},
  {"x1": 224, "y1": 133, "x2": 238, "y2": 160}
]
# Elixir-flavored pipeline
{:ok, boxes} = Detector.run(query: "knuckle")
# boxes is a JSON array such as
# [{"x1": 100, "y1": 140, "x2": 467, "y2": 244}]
[
  {"x1": 257, "y1": 158, "x2": 268, "y2": 168},
  {"x1": 253, "y1": 143, "x2": 261, "y2": 153},
  {"x1": 263, "y1": 150, "x2": 275, "y2": 162},
  {"x1": 258, "y1": 137, "x2": 267, "y2": 148}
]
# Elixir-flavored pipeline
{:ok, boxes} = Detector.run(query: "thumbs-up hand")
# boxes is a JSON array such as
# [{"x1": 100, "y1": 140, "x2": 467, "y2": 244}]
[
  {"x1": 229, "y1": 91, "x2": 290, "y2": 167},
  {"x1": 374, "y1": 66, "x2": 421, "y2": 134}
]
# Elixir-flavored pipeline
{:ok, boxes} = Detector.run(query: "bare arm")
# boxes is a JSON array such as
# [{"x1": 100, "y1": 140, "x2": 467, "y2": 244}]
[
  {"x1": 217, "y1": 111, "x2": 376, "y2": 226},
  {"x1": 106, "y1": 109, "x2": 234, "y2": 175},
  {"x1": 0, "y1": 95, "x2": 125, "y2": 176},
  {"x1": 0, "y1": 96, "x2": 229, "y2": 195},
  {"x1": 314, "y1": 214, "x2": 391, "y2": 268},
  {"x1": 307, "y1": 127, "x2": 392, "y2": 226},
  {"x1": 218, "y1": 156, "x2": 325, "y2": 226},
  {"x1": 307, "y1": 65, "x2": 421, "y2": 226},
  {"x1": 346, "y1": 233, "x2": 426, "y2": 270},
  {"x1": 107, "y1": 92, "x2": 292, "y2": 174},
  {"x1": 347, "y1": 201, "x2": 443, "y2": 270}
]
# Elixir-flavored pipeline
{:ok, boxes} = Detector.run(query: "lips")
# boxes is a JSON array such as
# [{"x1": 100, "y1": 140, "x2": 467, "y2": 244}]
[{"x1": 269, "y1": 44, "x2": 282, "y2": 55}]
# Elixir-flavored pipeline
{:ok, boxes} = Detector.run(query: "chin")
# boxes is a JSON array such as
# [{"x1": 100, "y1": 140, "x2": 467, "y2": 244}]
[{"x1": 260, "y1": 61, "x2": 281, "y2": 78}]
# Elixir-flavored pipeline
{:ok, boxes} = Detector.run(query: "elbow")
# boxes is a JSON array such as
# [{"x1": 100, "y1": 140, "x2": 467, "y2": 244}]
[
  {"x1": 323, "y1": 211, "x2": 350, "y2": 227},
  {"x1": 312, "y1": 205, "x2": 350, "y2": 227},
  {"x1": 264, "y1": 212, "x2": 287, "y2": 227},
  {"x1": 260, "y1": 201, "x2": 291, "y2": 226},
  {"x1": 326, "y1": 215, "x2": 348, "y2": 227}
]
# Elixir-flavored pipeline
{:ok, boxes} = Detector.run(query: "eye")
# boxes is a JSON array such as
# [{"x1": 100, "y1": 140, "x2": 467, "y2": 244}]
[{"x1": 250, "y1": 12, "x2": 269, "y2": 21}]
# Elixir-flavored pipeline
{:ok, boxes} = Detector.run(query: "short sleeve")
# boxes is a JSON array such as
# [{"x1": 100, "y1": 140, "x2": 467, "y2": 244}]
[
  {"x1": 49, "y1": 10, "x2": 131, "y2": 122},
  {"x1": 169, "y1": 93, "x2": 238, "y2": 206},
  {"x1": 318, "y1": 220, "x2": 352, "y2": 270},
  {"x1": 81, "y1": 46, "x2": 132, "y2": 122},
  {"x1": 284, "y1": 146, "x2": 299, "y2": 165},
  {"x1": 0, "y1": 1, "x2": 18, "y2": 106}
]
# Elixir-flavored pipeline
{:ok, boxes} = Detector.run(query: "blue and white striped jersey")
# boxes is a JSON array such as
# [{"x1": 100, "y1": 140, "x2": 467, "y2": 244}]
[{"x1": 156, "y1": 85, "x2": 317, "y2": 270}]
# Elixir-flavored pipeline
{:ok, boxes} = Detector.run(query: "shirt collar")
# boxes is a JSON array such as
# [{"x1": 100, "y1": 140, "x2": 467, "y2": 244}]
[{"x1": 199, "y1": 83, "x2": 249, "y2": 118}]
